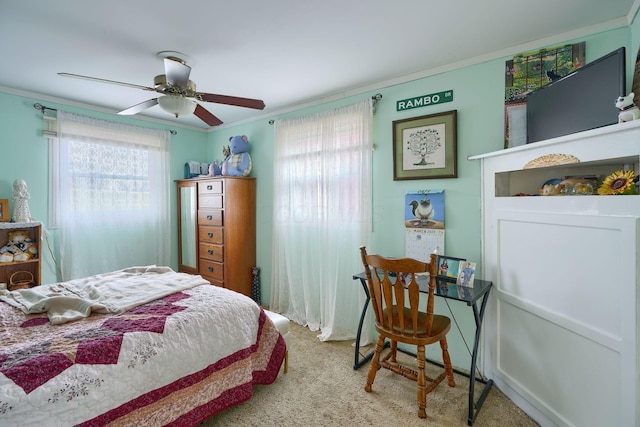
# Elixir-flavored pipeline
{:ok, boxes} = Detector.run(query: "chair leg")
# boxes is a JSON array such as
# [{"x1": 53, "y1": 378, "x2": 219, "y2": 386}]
[
  {"x1": 389, "y1": 340, "x2": 398, "y2": 364},
  {"x1": 440, "y1": 338, "x2": 456, "y2": 387},
  {"x1": 284, "y1": 350, "x2": 288, "y2": 373},
  {"x1": 416, "y1": 344, "x2": 427, "y2": 419},
  {"x1": 364, "y1": 335, "x2": 385, "y2": 392}
]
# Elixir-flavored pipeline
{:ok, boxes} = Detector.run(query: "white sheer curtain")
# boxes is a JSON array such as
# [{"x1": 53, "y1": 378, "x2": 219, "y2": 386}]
[
  {"x1": 271, "y1": 99, "x2": 373, "y2": 341},
  {"x1": 51, "y1": 111, "x2": 170, "y2": 280}
]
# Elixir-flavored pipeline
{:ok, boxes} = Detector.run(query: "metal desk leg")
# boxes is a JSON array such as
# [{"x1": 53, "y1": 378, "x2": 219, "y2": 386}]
[
  {"x1": 353, "y1": 277, "x2": 374, "y2": 370},
  {"x1": 467, "y1": 291, "x2": 493, "y2": 426}
]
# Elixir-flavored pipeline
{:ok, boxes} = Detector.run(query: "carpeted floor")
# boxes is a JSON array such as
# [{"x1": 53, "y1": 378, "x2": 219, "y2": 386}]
[{"x1": 202, "y1": 322, "x2": 538, "y2": 426}]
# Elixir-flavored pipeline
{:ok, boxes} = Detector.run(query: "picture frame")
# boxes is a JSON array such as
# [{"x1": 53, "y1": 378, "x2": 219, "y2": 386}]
[
  {"x1": 436, "y1": 255, "x2": 465, "y2": 283},
  {"x1": 0, "y1": 199, "x2": 8, "y2": 222},
  {"x1": 504, "y1": 42, "x2": 585, "y2": 148},
  {"x1": 392, "y1": 110, "x2": 457, "y2": 180},
  {"x1": 456, "y1": 261, "x2": 477, "y2": 288}
]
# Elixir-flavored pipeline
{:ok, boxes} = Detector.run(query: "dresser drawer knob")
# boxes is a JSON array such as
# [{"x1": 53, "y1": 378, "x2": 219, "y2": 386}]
[
  {"x1": 207, "y1": 215, "x2": 213, "y2": 220},
  {"x1": 208, "y1": 232, "x2": 213, "y2": 238},
  {"x1": 208, "y1": 266, "x2": 214, "y2": 272},
  {"x1": 208, "y1": 249, "x2": 213, "y2": 255},
  {"x1": 207, "y1": 185, "x2": 213, "y2": 190}
]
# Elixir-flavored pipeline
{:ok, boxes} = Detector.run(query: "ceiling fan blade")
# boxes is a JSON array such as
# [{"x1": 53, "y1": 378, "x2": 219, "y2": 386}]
[
  {"x1": 58, "y1": 72, "x2": 156, "y2": 91},
  {"x1": 118, "y1": 98, "x2": 159, "y2": 115},
  {"x1": 194, "y1": 103, "x2": 223, "y2": 126},
  {"x1": 198, "y1": 92, "x2": 265, "y2": 110},
  {"x1": 164, "y1": 58, "x2": 191, "y2": 88}
]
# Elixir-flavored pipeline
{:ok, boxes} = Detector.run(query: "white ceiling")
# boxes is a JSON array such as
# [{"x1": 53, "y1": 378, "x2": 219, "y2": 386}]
[{"x1": 1, "y1": 0, "x2": 637, "y2": 130}]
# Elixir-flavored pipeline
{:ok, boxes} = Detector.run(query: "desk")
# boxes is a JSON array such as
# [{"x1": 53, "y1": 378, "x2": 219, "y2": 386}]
[{"x1": 352, "y1": 272, "x2": 493, "y2": 426}]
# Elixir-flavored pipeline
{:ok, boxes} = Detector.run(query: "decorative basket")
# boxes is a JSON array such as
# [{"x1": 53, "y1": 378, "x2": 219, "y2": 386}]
[
  {"x1": 523, "y1": 153, "x2": 580, "y2": 169},
  {"x1": 9, "y1": 271, "x2": 35, "y2": 291}
]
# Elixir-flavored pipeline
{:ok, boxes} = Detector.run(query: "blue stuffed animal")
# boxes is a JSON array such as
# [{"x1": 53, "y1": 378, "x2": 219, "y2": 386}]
[{"x1": 221, "y1": 135, "x2": 252, "y2": 176}]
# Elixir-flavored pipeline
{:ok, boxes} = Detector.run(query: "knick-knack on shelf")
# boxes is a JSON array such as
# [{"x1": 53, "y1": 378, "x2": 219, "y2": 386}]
[{"x1": 12, "y1": 179, "x2": 33, "y2": 223}]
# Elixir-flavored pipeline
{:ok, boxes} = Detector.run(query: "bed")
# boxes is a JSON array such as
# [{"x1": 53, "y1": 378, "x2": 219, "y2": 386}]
[{"x1": 0, "y1": 266, "x2": 286, "y2": 426}]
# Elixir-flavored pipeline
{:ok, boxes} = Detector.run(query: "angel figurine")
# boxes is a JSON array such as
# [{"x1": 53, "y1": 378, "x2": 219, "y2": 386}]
[{"x1": 12, "y1": 179, "x2": 33, "y2": 222}]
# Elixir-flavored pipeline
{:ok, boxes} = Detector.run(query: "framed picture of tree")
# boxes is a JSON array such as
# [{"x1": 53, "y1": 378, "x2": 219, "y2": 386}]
[{"x1": 392, "y1": 110, "x2": 457, "y2": 180}]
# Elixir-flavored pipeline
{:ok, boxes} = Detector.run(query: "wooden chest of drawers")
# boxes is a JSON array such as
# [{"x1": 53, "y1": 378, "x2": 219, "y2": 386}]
[{"x1": 177, "y1": 177, "x2": 256, "y2": 297}]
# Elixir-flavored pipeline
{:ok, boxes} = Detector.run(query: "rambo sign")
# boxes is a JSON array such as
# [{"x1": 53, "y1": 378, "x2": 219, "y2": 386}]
[{"x1": 396, "y1": 90, "x2": 453, "y2": 111}]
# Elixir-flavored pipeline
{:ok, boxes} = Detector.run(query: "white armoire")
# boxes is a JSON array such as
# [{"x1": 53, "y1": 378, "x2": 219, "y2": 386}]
[{"x1": 470, "y1": 120, "x2": 640, "y2": 427}]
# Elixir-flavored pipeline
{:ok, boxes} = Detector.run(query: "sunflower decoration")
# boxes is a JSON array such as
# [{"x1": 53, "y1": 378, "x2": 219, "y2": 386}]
[{"x1": 597, "y1": 170, "x2": 637, "y2": 195}]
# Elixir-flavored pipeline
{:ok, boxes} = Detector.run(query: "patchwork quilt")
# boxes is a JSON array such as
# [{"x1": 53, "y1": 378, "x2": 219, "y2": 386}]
[{"x1": 0, "y1": 270, "x2": 285, "y2": 426}]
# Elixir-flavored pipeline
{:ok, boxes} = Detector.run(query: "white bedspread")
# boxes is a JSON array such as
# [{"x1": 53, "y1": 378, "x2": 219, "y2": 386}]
[
  {"x1": 0, "y1": 266, "x2": 209, "y2": 324},
  {"x1": 0, "y1": 276, "x2": 285, "y2": 426}
]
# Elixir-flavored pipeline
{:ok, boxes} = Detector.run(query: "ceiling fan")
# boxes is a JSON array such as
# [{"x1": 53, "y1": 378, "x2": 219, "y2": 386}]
[{"x1": 58, "y1": 51, "x2": 265, "y2": 126}]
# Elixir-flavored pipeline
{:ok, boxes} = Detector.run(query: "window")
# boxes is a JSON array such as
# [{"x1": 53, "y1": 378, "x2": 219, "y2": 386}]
[
  {"x1": 270, "y1": 99, "x2": 373, "y2": 341},
  {"x1": 50, "y1": 111, "x2": 170, "y2": 280}
]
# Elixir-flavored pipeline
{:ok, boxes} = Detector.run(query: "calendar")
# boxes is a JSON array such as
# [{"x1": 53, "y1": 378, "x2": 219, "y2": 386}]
[
  {"x1": 404, "y1": 190, "x2": 445, "y2": 262},
  {"x1": 405, "y1": 228, "x2": 445, "y2": 263}
]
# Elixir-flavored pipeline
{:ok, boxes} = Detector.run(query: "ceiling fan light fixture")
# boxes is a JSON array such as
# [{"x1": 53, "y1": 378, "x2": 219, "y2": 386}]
[
  {"x1": 158, "y1": 95, "x2": 196, "y2": 118},
  {"x1": 60, "y1": 52, "x2": 263, "y2": 126}
]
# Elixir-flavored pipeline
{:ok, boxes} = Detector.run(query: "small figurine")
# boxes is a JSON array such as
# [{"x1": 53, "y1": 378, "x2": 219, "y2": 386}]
[
  {"x1": 12, "y1": 179, "x2": 33, "y2": 222},
  {"x1": 209, "y1": 145, "x2": 231, "y2": 176},
  {"x1": 540, "y1": 183, "x2": 561, "y2": 196},
  {"x1": 615, "y1": 92, "x2": 640, "y2": 123}
]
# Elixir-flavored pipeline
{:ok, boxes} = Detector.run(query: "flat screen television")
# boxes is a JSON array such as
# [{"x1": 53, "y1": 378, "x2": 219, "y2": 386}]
[{"x1": 526, "y1": 47, "x2": 626, "y2": 143}]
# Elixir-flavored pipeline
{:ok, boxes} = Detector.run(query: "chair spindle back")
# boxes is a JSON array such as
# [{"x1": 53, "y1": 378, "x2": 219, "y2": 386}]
[{"x1": 360, "y1": 247, "x2": 438, "y2": 339}]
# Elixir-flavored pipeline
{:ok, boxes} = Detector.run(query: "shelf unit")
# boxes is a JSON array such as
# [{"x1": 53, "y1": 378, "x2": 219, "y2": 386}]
[
  {"x1": 0, "y1": 221, "x2": 42, "y2": 288},
  {"x1": 470, "y1": 120, "x2": 640, "y2": 427},
  {"x1": 495, "y1": 155, "x2": 638, "y2": 197}
]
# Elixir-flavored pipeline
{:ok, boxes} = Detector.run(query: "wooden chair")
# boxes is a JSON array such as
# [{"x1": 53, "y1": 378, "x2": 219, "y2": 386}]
[{"x1": 359, "y1": 246, "x2": 455, "y2": 419}]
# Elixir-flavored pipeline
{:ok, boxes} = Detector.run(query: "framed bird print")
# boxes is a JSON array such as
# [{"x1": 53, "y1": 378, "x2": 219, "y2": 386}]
[
  {"x1": 404, "y1": 190, "x2": 445, "y2": 262},
  {"x1": 404, "y1": 190, "x2": 444, "y2": 229},
  {"x1": 392, "y1": 110, "x2": 458, "y2": 180}
]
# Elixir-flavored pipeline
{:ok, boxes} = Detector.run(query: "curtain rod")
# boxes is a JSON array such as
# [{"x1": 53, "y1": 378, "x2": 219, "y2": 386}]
[
  {"x1": 33, "y1": 103, "x2": 57, "y2": 113},
  {"x1": 268, "y1": 93, "x2": 383, "y2": 125},
  {"x1": 33, "y1": 103, "x2": 178, "y2": 135}
]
